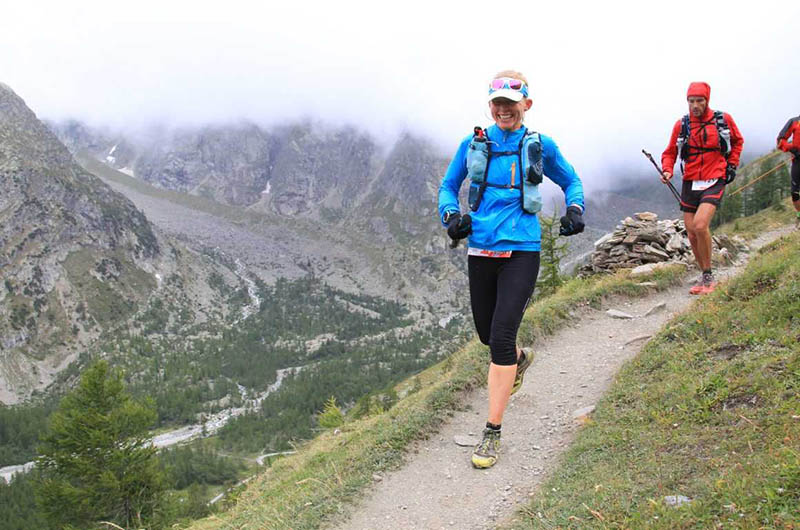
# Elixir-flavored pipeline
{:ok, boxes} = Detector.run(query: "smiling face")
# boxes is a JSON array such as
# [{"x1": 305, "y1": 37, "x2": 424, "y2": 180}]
[
  {"x1": 688, "y1": 96, "x2": 708, "y2": 118},
  {"x1": 489, "y1": 97, "x2": 532, "y2": 131}
]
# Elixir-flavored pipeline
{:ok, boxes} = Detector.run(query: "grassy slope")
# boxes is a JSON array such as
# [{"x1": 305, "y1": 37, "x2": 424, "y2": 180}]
[
  {"x1": 716, "y1": 199, "x2": 798, "y2": 240},
  {"x1": 185, "y1": 267, "x2": 686, "y2": 529},
  {"x1": 506, "y1": 229, "x2": 800, "y2": 528}
]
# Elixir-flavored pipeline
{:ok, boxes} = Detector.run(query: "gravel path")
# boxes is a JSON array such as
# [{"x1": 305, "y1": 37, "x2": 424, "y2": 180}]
[{"x1": 330, "y1": 226, "x2": 794, "y2": 530}]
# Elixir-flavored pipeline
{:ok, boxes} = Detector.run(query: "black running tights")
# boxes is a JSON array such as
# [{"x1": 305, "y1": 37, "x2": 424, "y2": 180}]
[{"x1": 468, "y1": 251, "x2": 540, "y2": 366}]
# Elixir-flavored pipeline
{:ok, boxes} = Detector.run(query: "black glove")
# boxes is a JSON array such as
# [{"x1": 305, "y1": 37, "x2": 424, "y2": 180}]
[
  {"x1": 446, "y1": 213, "x2": 472, "y2": 240},
  {"x1": 725, "y1": 164, "x2": 736, "y2": 184},
  {"x1": 559, "y1": 206, "x2": 585, "y2": 236}
]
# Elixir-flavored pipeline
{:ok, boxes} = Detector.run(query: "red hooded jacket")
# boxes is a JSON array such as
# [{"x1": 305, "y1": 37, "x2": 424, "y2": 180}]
[
  {"x1": 777, "y1": 116, "x2": 800, "y2": 153},
  {"x1": 661, "y1": 83, "x2": 744, "y2": 181}
]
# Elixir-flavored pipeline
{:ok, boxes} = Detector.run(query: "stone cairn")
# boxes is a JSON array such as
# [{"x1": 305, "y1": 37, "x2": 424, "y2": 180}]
[{"x1": 580, "y1": 212, "x2": 747, "y2": 275}]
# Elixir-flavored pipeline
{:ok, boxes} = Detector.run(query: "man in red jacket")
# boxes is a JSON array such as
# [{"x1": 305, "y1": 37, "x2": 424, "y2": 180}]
[
  {"x1": 776, "y1": 115, "x2": 800, "y2": 224},
  {"x1": 661, "y1": 82, "x2": 744, "y2": 295}
]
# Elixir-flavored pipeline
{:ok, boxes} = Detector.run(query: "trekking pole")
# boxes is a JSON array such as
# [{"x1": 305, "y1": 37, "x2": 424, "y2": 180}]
[
  {"x1": 728, "y1": 159, "x2": 790, "y2": 197},
  {"x1": 642, "y1": 149, "x2": 681, "y2": 204}
]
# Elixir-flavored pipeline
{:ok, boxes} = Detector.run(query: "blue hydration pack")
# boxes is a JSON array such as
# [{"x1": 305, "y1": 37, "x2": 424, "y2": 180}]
[{"x1": 466, "y1": 126, "x2": 542, "y2": 214}]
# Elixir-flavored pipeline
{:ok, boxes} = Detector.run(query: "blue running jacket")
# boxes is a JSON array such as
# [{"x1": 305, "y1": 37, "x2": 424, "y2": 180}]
[{"x1": 438, "y1": 125, "x2": 585, "y2": 252}]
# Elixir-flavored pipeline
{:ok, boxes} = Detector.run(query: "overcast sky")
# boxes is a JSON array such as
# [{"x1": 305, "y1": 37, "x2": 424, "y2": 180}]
[{"x1": 2, "y1": 0, "x2": 799, "y2": 190}]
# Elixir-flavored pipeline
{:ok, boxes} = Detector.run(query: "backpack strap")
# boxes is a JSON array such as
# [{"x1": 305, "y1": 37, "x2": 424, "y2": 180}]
[
  {"x1": 469, "y1": 127, "x2": 531, "y2": 211},
  {"x1": 677, "y1": 114, "x2": 690, "y2": 161},
  {"x1": 713, "y1": 110, "x2": 731, "y2": 158}
]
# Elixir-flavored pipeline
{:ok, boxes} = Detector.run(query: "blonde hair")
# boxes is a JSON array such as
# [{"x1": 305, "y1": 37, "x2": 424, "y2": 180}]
[{"x1": 493, "y1": 70, "x2": 529, "y2": 87}]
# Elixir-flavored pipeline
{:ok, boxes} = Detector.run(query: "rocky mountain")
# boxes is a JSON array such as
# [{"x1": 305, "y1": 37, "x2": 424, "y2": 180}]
[
  {"x1": 0, "y1": 84, "x2": 251, "y2": 403},
  {"x1": 49, "y1": 121, "x2": 425, "y2": 219},
  {"x1": 49, "y1": 119, "x2": 465, "y2": 307}
]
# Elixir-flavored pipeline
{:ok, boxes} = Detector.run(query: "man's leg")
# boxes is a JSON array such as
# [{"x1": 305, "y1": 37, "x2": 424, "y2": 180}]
[
  {"x1": 683, "y1": 211, "x2": 699, "y2": 266},
  {"x1": 691, "y1": 202, "x2": 717, "y2": 272}
]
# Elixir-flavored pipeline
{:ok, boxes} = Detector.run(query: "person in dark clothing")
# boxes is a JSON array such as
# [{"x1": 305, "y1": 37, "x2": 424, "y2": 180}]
[{"x1": 776, "y1": 115, "x2": 800, "y2": 224}]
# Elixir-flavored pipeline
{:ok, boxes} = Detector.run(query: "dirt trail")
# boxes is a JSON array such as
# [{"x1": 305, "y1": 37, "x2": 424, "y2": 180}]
[{"x1": 330, "y1": 227, "x2": 793, "y2": 530}]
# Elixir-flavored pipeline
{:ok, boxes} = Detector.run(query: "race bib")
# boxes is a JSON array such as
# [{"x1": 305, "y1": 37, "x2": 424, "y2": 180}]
[
  {"x1": 468, "y1": 247, "x2": 512, "y2": 258},
  {"x1": 691, "y1": 178, "x2": 719, "y2": 191}
]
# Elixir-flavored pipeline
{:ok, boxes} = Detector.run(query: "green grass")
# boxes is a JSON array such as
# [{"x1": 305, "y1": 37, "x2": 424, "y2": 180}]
[
  {"x1": 184, "y1": 264, "x2": 685, "y2": 529},
  {"x1": 716, "y1": 197, "x2": 797, "y2": 240},
  {"x1": 505, "y1": 230, "x2": 800, "y2": 529}
]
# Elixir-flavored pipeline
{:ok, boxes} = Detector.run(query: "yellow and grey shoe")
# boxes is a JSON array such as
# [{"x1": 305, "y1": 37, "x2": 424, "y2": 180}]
[
  {"x1": 510, "y1": 349, "x2": 533, "y2": 395},
  {"x1": 471, "y1": 428, "x2": 501, "y2": 469}
]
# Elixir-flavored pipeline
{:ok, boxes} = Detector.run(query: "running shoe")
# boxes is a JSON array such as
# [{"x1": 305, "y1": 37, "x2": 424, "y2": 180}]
[
  {"x1": 698, "y1": 271, "x2": 717, "y2": 295},
  {"x1": 511, "y1": 349, "x2": 533, "y2": 395},
  {"x1": 471, "y1": 428, "x2": 501, "y2": 469},
  {"x1": 689, "y1": 281, "x2": 705, "y2": 295}
]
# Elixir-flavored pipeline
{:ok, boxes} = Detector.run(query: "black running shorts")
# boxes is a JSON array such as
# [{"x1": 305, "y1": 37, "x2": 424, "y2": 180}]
[
  {"x1": 791, "y1": 158, "x2": 800, "y2": 202},
  {"x1": 679, "y1": 178, "x2": 726, "y2": 213}
]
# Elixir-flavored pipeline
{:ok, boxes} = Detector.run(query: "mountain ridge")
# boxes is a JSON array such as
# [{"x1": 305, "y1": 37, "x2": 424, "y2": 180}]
[{"x1": 0, "y1": 84, "x2": 253, "y2": 403}]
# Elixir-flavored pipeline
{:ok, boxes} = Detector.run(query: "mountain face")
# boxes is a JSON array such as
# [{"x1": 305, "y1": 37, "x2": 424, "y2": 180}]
[
  {"x1": 0, "y1": 84, "x2": 250, "y2": 403},
  {"x1": 49, "y1": 120, "x2": 441, "y2": 220},
  {"x1": 51, "y1": 121, "x2": 387, "y2": 216},
  {"x1": 49, "y1": 119, "x2": 463, "y2": 304}
]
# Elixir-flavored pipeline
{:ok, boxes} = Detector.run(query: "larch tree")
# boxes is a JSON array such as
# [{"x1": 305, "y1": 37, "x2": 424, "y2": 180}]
[{"x1": 35, "y1": 360, "x2": 165, "y2": 529}]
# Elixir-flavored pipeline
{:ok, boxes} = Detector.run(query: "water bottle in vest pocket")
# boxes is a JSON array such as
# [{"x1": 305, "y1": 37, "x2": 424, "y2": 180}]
[
  {"x1": 466, "y1": 128, "x2": 489, "y2": 209},
  {"x1": 466, "y1": 134, "x2": 488, "y2": 183},
  {"x1": 521, "y1": 133, "x2": 543, "y2": 214}
]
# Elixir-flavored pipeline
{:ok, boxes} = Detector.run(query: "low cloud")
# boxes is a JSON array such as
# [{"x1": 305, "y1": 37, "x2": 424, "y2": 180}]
[{"x1": 3, "y1": 1, "x2": 798, "y2": 189}]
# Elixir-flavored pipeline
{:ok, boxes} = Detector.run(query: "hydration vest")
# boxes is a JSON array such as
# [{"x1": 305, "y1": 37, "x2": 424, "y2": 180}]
[
  {"x1": 466, "y1": 126, "x2": 543, "y2": 214},
  {"x1": 676, "y1": 111, "x2": 731, "y2": 164}
]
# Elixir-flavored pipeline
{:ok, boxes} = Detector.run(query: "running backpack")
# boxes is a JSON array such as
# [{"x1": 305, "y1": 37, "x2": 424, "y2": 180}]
[
  {"x1": 466, "y1": 126, "x2": 542, "y2": 214},
  {"x1": 676, "y1": 111, "x2": 731, "y2": 162}
]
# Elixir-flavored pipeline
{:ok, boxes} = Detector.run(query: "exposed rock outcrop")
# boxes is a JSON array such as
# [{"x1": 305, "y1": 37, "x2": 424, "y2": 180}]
[{"x1": 0, "y1": 84, "x2": 246, "y2": 403}]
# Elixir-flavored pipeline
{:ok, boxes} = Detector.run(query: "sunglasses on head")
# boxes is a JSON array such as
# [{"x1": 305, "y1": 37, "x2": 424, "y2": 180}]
[{"x1": 488, "y1": 77, "x2": 529, "y2": 98}]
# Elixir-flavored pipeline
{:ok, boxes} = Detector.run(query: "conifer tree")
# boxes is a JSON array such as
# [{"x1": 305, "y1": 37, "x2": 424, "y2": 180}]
[
  {"x1": 35, "y1": 360, "x2": 164, "y2": 529},
  {"x1": 539, "y1": 208, "x2": 568, "y2": 296},
  {"x1": 318, "y1": 396, "x2": 344, "y2": 428}
]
